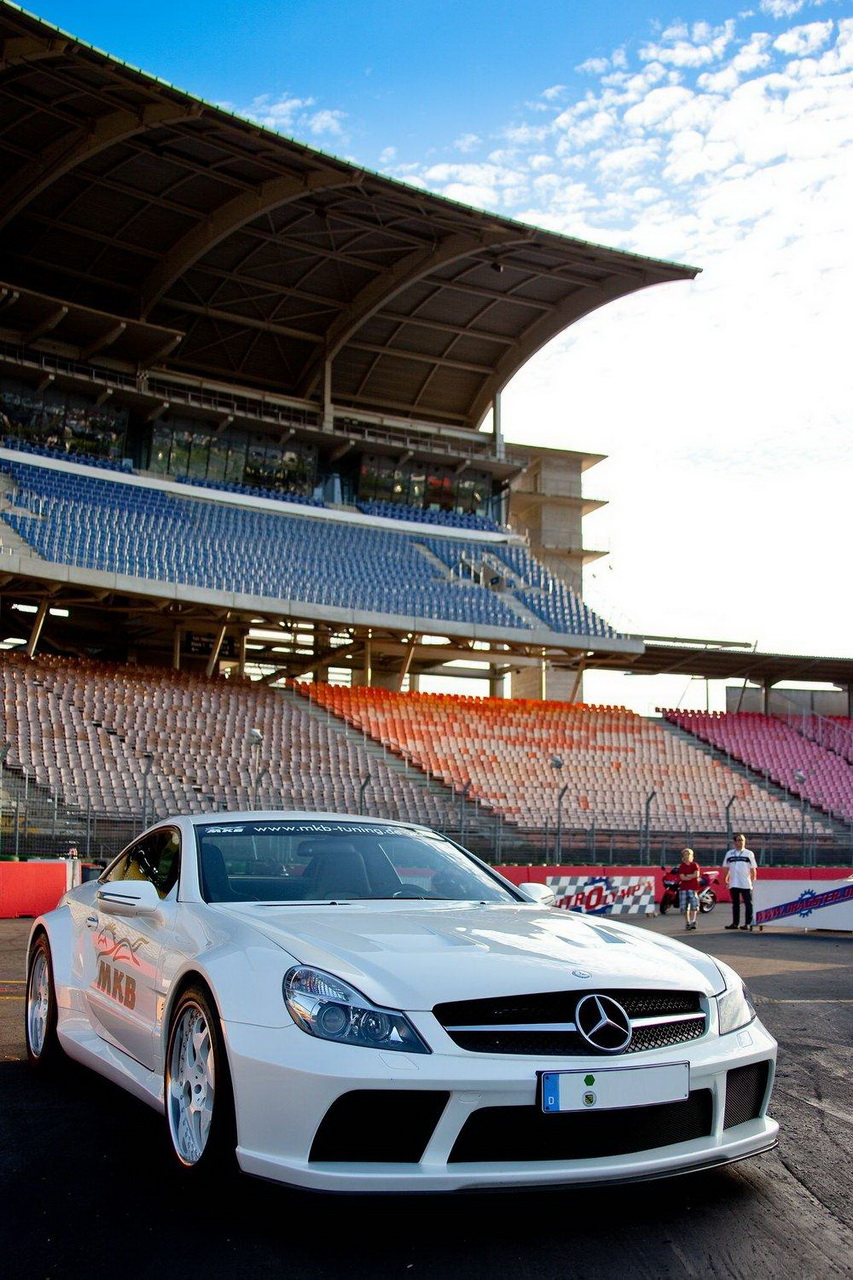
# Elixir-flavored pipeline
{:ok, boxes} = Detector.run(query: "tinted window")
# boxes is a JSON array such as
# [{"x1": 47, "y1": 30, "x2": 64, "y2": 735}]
[
  {"x1": 195, "y1": 821, "x2": 517, "y2": 904},
  {"x1": 102, "y1": 828, "x2": 181, "y2": 899}
]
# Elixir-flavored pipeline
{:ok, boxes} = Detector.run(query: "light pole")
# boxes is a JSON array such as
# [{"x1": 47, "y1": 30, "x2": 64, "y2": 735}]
[
  {"x1": 0, "y1": 739, "x2": 7, "y2": 858},
  {"x1": 794, "y1": 769, "x2": 807, "y2": 862},
  {"x1": 459, "y1": 778, "x2": 472, "y2": 844},
  {"x1": 644, "y1": 790, "x2": 657, "y2": 864},
  {"x1": 551, "y1": 756, "x2": 568, "y2": 866},
  {"x1": 140, "y1": 752, "x2": 154, "y2": 832},
  {"x1": 248, "y1": 728, "x2": 268, "y2": 810},
  {"x1": 725, "y1": 794, "x2": 736, "y2": 847}
]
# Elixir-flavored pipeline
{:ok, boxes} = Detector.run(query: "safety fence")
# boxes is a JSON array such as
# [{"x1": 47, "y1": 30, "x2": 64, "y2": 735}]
[{"x1": 1, "y1": 793, "x2": 851, "y2": 871}]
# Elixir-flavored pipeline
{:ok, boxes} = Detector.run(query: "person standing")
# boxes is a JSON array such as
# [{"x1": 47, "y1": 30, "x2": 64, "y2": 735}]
[
  {"x1": 677, "y1": 847, "x2": 701, "y2": 931},
  {"x1": 723, "y1": 833, "x2": 758, "y2": 931}
]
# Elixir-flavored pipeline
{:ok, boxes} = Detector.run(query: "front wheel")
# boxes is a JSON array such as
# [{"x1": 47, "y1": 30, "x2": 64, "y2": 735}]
[
  {"x1": 659, "y1": 896, "x2": 671, "y2": 915},
  {"x1": 25, "y1": 933, "x2": 62, "y2": 1069},
  {"x1": 700, "y1": 889, "x2": 717, "y2": 913},
  {"x1": 165, "y1": 985, "x2": 237, "y2": 1177}
]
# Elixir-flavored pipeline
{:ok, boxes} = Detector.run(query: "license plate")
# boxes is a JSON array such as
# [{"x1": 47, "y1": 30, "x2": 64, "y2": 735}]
[{"x1": 541, "y1": 1062, "x2": 689, "y2": 1113}]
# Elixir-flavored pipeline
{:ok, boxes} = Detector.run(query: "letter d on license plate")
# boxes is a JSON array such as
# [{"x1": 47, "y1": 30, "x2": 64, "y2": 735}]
[{"x1": 541, "y1": 1062, "x2": 689, "y2": 1112}]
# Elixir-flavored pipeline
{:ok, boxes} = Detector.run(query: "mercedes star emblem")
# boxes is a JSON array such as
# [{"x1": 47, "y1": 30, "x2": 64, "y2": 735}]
[{"x1": 575, "y1": 993, "x2": 632, "y2": 1053}]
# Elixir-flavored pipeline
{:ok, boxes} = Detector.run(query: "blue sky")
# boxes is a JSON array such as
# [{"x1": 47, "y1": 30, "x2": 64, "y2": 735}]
[{"x1": 17, "y1": 0, "x2": 853, "y2": 711}]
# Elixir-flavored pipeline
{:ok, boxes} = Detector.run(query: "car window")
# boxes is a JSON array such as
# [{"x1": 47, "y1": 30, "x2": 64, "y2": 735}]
[
  {"x1": 101, "y1": 828, "x2": 181, "y2": 899},
  {"x1": 195, "y1": 821, "x2": 518, "y2": 904}
]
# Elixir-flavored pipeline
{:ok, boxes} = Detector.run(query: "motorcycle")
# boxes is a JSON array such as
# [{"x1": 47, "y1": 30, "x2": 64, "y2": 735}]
[{"x1": 659, "y1": 866, "x2": 719, "y2": 914}]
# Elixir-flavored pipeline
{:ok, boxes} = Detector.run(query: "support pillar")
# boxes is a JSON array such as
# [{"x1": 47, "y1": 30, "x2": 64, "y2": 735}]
[
  {"x1": 206, "y1": 623, "x2": 227, "y2": 678},
  {"x1": 761, "y1": 678, "x2": 773, "y2": 715},
  {"x1": 322, "y1": 359, "x2": 333, "y2": 431},
  {"x1": 493, "y1": 391, "x2": 505, "y2": 461},
  {"x1": 25, "y1": 600, "x2": 48, "y2": 658}
]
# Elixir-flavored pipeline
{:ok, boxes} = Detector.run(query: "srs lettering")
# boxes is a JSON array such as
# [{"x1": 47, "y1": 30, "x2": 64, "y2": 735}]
[{"x1": 96, "y1": 959, "x2": 137, "y2": 1008}]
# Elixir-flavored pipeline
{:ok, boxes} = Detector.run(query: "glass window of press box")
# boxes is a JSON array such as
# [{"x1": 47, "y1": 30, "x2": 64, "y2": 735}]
[
  {"x1": 358, "y1": 454, "x2": 491, "y2": 516},
  {"x1": 0, "y1": 379, "x2": 127, "y2": 460},
  {"x1": 148, "y1": 420, "x2": 317, "y2": 496}
]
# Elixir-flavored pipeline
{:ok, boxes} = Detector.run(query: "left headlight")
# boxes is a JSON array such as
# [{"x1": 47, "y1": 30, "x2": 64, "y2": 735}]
[
  {"x1": 716, "y1": 981, "x2": 757, "y2": 1035},
  {"x1": 283, "y1": 966, "x2": 431, "y2": 1054}
]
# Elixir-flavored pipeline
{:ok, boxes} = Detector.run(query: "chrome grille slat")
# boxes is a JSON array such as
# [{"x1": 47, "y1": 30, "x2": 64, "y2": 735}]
[{"x1": 434, "y1": 989, "x2": 707, "y2": 1056}]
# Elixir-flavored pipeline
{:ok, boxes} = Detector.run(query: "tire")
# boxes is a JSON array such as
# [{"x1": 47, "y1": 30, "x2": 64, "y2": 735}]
[
  {"x1": 659, "y1": 897, "x2": 670, "y2": 915},
  {"x1": 25, "y1": 933, "x2": 62, "y2": 1069},
  {"x1": 700, "y1": 890, "x2": 717, "y2": 913},
  {"x1": 164, "y1": 984, "x2": 237, "y2": 1178}
]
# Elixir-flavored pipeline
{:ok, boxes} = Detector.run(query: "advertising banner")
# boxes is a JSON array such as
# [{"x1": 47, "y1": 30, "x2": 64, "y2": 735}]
[
  {"x1": 754, "y1": 877, "x2": 853, "y2": 931},
  {"x1": 547, "y1": 873, "x2": 657, "y2": 916}
]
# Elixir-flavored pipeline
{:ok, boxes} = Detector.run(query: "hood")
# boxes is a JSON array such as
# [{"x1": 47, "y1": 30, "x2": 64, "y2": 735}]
[{"x1": 221, "y1": 902, "x2": 726, "y2": 1009}]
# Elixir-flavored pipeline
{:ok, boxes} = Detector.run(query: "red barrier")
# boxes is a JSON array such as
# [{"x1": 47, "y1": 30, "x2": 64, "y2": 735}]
[{"x1": 0, "y1": 861, "x2": 69, "y2": 917}]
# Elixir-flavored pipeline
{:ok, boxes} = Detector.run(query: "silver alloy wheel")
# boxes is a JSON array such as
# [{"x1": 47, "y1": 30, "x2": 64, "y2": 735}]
[
  {"x1": 27, "y1": 947, "x2": 50, "y2": 1057},
  {"x1": 167, "y1": 1001, "x2": 215, "y2": 1165}
]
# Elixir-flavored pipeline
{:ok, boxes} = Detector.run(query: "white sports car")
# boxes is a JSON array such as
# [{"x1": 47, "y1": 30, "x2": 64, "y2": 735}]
[{"x1": 25, "y1": 813, "x2": 778, "y2": 1192}]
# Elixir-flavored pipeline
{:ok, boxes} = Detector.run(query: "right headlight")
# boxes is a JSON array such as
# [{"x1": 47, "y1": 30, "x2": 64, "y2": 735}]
[
  {"x1": 283, "y1": 966, "x2": 431, "y2": 1054},
  {"x1": 716, "y1": 981, "x2": 757, "y2": 1035}
]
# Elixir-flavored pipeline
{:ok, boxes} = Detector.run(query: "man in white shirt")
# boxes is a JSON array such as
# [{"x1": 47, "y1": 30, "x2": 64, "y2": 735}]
[{"x1": 723, "y1": 833, "x2": 758, "y2": 931}]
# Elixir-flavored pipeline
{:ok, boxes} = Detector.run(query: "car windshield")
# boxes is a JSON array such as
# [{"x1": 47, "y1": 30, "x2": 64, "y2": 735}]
[{"x1": 195, "y1": 820, "x2": 519, "y2": 905}]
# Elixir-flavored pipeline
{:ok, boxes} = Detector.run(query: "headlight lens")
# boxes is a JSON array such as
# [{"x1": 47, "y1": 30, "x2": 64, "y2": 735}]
[
  {"x1": 283, "y1": 966, "x2": 430, "y2": 1054},
  {"x1": 716, "y1": 981, "x2": 756, "y2": 1035}
]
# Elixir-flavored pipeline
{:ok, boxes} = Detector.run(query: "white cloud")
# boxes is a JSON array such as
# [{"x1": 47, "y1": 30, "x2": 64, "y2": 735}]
[
  {"x1": 640, "y1": 20, "x2": 737, "y2": 68},
  {"x1": 233, "y1": 92, "x2": 348, "y2": 142},
  {"x1": 306, "y1": 109, "x2": 346, "y2": 136},
  {"x1": 597, "y1": 140, "x2": 662, "y2": 175},
  {"x1": 760, "y1": 0, "x2": 810, "y2": 16},
  {"x1": 774, "y1": 19, "x2": 835, "y2": 54},
  {"x1": 623, "y1": 86, "x2": 695, "y2": 127},
  {"x1": 577, "y1": 57, "x2": 609, "y2": 75},
  {"x1": 243, "y1": 93, "x2": 315, "y2": 132},
  {"x1": 454, "y1": 132, "x2": 482, "y2": 153}
]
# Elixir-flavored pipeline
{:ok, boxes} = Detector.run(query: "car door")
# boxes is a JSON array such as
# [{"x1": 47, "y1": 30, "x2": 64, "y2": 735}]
[{"x1": 83, "y1": 827, "x2": 181, "y2": 1070}]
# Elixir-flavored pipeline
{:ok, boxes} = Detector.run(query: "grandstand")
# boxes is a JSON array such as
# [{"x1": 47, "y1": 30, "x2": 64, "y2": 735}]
[{"x1": 0, "y1": 3, "x2": 851, "y2": 867}]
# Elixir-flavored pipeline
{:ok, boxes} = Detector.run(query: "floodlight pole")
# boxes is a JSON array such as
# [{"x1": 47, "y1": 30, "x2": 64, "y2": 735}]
[
  {"x1": 141, "y1": 753, "x2": 154, "y2": 832},
  {"x1": 555, "y1": 783, "x2": 568, "y2": 866},
  {"x1": 794, "y1": 770, "x2": 807, "y2": 862},
  {"x1": 644, "y1": 790, "x2": 657, "y2": 863},
  {"x1": 248, "y1": 728, "x2": 264, "y2": 810},
  {"x1": 459, "y1": 779, "x2": 472, "y2": 844},
  {"x1": 550, "y1": 755, "x2": 565, "y2": 866}
]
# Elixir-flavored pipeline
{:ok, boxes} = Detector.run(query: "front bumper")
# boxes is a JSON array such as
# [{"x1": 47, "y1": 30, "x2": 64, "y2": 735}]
[{"x1": 223, "y1": 1013, "x2": 778, "y2": 1193}]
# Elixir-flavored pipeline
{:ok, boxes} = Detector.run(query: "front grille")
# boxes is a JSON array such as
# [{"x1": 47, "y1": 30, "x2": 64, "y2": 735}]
[
  {"x1": 724, "y1": 1061, "x2": 770, "y2": 1129},
  {"x1": 449, "y1": 1090, "x2": 714, "y2": 1163},
  {"x1": 434, "y1": 988, "x2": 706, "y2": 1056},
  {"x1": 309, "y1": 1090, "x2": 449, "y2": 1163}
]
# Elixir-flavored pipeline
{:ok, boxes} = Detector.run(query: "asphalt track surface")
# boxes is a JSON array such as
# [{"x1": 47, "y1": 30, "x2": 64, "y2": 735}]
[{"x1": 1, "y1": 911, "x2": 851, "y2": 1280}]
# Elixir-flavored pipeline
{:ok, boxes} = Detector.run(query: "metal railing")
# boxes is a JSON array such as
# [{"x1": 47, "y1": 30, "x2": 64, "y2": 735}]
[{"x1": 774, "y1": 695, "x2": 853, "y2": 765}]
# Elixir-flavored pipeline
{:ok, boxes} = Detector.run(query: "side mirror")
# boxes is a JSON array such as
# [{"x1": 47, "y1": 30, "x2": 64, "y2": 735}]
[
  {"x1": 97, "y1": 879, "x2": 162, "y2": 917},
  {"x1": 517, "y1": 882, "x2": 557, "y2": 907}
]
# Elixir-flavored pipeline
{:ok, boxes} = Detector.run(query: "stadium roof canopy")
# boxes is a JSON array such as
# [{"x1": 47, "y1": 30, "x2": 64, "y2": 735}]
[
  {"x1": 0, "y1": 2, "x2": 698, "y2": 431},
  {"x1": 608, "y1": 638, "x2": 853, "y2": 689}
]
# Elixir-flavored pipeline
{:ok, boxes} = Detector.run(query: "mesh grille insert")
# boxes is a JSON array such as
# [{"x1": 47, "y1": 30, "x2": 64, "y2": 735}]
[
  {"x1": 724, "y1": 1061, "x2": 770, "y2": 1129},
  {"x1": 449, "y1": 1090, "x2": 714, "y2": 1163},
  {"x1": 309, "y1": 1090, "x2": 449, "y2": 1163}
]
